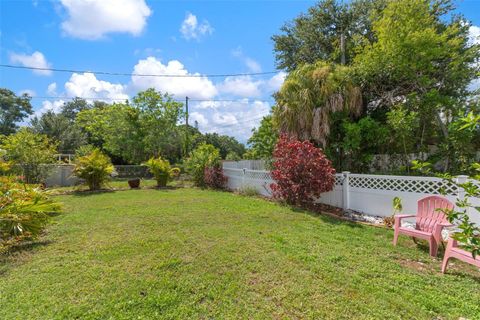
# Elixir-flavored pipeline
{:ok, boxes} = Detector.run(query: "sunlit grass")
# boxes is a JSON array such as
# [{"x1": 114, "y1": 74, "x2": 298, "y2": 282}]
[{"x1": 1, "y1": 188, "x2": 479, "y2": 319}]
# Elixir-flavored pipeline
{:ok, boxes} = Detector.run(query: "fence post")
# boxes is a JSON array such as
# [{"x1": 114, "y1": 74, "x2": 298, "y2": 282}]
[
  {"x1": 342, "y1": 171, "x2": 350, "y2": 210},
  {"x1": 455, "y1": 175, "x2": 468, "y2": 201},
  {"x1": 242, "y1": 168, "x2": 246, "y2": 189}
]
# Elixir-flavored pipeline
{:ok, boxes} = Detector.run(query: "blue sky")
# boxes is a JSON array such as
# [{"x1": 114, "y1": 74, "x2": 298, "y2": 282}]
[{"x1": 1, "y1": 0, "x2": 479, "y2": 142}]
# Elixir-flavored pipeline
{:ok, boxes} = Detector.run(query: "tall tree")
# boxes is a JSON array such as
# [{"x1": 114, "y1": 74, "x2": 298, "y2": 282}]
[
  {"x1": 0, "y1": 89, "x2": 33, "y2": 135},
  {"x1": 201, "y1": 133, "x2": 246, "y2": 159},
  {"x1": 274, "y1": 61, "x2": 362, "y2": 146},
  {"x1": 353, "y1": 0, "x2": 480, "y2": 169},
  {"x1": 31, "y1": 111, "x2": 87, "y2": 154},
  {"x1": 245, "y1": 115, "x2": 278, "y2": 160},
  {"x1": 272, "y1": 0, "x2": 386, "y2": 71},
  {"x1": 76, "y1": 89, "x2": 185, "y2": 164},
  {"x1": 60, "y1": 98, "x2": 91, "y2": 121}
]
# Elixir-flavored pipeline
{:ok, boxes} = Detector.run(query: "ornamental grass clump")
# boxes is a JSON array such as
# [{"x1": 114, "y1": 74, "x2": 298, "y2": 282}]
[
  {"x1": 144, "y1": 157, "x2": 179, "y2": 188},
  {"x1": 73, "y1": 149, "x2": 114, "y2": 191},
  {"x1": 270, "y1": 134, "x2": 336, "y2": 206},
  {"x1": 0, "y1": 176, "x2": 62, "y2": 252}
]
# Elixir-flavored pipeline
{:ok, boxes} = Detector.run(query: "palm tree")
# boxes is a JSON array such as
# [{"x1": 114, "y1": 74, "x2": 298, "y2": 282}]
[{"x1": 274, "y1": 61, "x2": 362, "y2": 146}]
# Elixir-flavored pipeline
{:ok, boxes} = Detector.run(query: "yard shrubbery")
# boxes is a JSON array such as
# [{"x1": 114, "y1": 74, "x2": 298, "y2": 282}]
[
  {"x1": 0, "y1": 128, "x2": 57, "y2": 183},
  {"x1": 204, "y1": 165, "x2": 227, "y2": 190},
  {"x1": 73, "y1": 149, "x2": 114, "y2": 191},
  {"x1": 144, "y1": 157, "x2": 179, "y2": 187},
  {"x1": 0, "y1": 176, "x2": 62, "y2": 252},
  {"x1": 185, "y1": 143, "x2": 221, "y2": 187},
  {"x1": 271, "y1": 134, "x2": 336, "y2": 205}
]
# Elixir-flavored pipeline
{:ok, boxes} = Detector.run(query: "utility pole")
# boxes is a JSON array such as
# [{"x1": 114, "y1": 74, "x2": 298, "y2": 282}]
[{"x1": 185, "y1": 96, "x2": 190, "y2": 156}]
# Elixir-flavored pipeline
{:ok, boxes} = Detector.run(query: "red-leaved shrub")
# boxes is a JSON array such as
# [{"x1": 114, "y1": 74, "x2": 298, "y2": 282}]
[
  {"x1": 270, "y1": 134, "x2": 336, "y2": 205},
  {"x1": 204, "y1": 165, "x2": 228, "y2": 189}
]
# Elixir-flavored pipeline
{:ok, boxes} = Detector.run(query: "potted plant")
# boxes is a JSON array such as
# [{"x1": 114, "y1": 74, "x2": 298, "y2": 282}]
[
  {"x1": 128, "y1": 178, "x2": 141, "y2": 189},
  {"x1": 144, "y1": 157, "x2": 179, "y2": 188}
]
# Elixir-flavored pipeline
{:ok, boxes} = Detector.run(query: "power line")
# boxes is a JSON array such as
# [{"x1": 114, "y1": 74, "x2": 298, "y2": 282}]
[
  {"x1": 0, "y1": 64, "x2": 279, "y2": 78},
  {"x1": 29, "y1": 95, "x2": 275, "y2": 103}
]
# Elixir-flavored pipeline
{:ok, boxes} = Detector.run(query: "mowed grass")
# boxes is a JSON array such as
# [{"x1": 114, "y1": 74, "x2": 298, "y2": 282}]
[{"x1": 1, "y1": 189, "x2": 479, "y2": 319}]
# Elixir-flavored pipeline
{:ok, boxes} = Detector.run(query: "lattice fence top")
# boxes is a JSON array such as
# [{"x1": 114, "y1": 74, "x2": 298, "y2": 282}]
[
  {"x1": 223, "y1": 168, "x2": 245, "y2": 177},
  {"x1": 334, "y1": 174, "x2": 344, "y2": 186},
  {"x1": 244, "y1": 170, "x2": 273, "y2": 181},
  {"x1": 349, "y1": 174, "x2": 458, "y2": 195}
]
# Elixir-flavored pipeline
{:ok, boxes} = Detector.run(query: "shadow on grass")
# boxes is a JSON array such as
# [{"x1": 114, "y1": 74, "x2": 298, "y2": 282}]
[
  {"x1": 0, "y1": 240, "x2": 53, "y2": 275},
  {"x1": 71, "y1": 189, "x2": 116, "y2": 197},
  {"x1": 290, "y1": 206, "x2": 364, "y2": 229}
]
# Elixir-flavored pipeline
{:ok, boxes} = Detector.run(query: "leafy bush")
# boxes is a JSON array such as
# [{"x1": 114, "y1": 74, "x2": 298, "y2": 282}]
[
  {"x1": 73, "y1": 149, "x2": 114, "y2": 190},
  {"x1": 185, "y1": 143, "x2": 221, "y2": 187},
  {"x1": 270, "y1": 134, "x2": 336, "y2": 205},
  {"x1": 1, "y1": 128, "x2": 57, "y2": 183},
  {"x1": 0, "y1": 176, "x2": 62, "y2": 252},
  {"x1": 144, "y1": 157, "x2": 179, "y2": 187},
  {"x1": 204, "y1": 165, "x2": 227, "y2": 190}
]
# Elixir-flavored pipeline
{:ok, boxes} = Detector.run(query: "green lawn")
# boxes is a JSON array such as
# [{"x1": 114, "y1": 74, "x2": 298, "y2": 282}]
[{"x1": 1, "y1": 189, "x2": 479, "y2": 319}]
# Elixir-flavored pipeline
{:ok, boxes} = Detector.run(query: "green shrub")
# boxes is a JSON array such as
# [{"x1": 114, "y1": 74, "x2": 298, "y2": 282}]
[
  {"x1": 0, "y1": 176, "x2": 62, "y2": 252},
  {"x1": 185, "y1": 143, "x2": 221, "y2": 187},
  {"x1": 73, "y1": 149, "x2": 114, "y2": 190},
  {"x1": 144, "y1": 157, "x2": 179, "y2": 187},
  {"x1": 0, "y1": 128, "x2": 57, "y2": 183}
]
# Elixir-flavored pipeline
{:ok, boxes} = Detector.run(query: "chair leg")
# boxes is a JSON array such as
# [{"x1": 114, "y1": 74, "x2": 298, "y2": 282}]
[
  {"x1": 393, "y1": 228, "x2": 399, "y2": 246},
  {"x1": 441, "y1": 255, "x2": 450, "y2": 273},
  {"x1": 429, "y1": 239, "x2": 438, "y2": 257}
]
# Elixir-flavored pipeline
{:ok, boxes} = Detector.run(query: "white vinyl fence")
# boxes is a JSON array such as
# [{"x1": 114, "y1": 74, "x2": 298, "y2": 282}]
[{"x1": 223, "y1": 163, "x2": 480, "y2": 225}]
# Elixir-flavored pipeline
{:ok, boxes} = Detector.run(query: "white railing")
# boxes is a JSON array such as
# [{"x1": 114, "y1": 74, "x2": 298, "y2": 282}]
[{"x1": 223, "y1": 165, "x2": 480, "y2": 224}]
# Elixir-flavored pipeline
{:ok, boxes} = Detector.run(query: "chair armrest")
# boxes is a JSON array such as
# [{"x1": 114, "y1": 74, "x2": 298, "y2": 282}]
[
  {"x1": 437, "y1": 222, "x2": 454, "y2": 228},
  {"x1": 395, "y1": 214, "x2": 416, "y2": 221}
]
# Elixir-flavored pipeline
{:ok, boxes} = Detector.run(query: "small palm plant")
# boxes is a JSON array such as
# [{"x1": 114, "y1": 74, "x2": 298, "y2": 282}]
[
  {"x1": 0, "y1": 176, "x2": 62, "y2": 252},
  {"x1": 73, "y1": 149, "x2": 114, "y2": 191},
  {"x1": 144, "y1": 157, "x2": 179, "y2": 188}
]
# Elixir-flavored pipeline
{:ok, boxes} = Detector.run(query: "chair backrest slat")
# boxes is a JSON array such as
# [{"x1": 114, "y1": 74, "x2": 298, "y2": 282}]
[{"x1": 415, "y1": 196, "x2": 453, "y2": 233}]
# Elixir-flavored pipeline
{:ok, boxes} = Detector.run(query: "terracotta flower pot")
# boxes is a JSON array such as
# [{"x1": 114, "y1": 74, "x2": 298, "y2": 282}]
[{"x1": 128, "y1": 178, "x2": 141, "y2": 189}]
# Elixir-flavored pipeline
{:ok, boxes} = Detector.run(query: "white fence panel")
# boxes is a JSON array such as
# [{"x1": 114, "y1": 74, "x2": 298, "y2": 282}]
[
  {"x1": 348, "y1": 174, "x2": 458, "y2": 218},
  {"x1": 222, "y1": 164, "x2": 480, "y2": 224}
]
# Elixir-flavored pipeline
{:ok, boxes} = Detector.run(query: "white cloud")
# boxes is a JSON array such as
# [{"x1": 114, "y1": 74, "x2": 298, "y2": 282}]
[
  {"x1": 9, "y1": 51, "x2": 52, "y2": 76},
  {"x1": 180, "y1": 12, "x2": 213, "y2": 40},
  {"x1": 60, "y1": 0, "x2": 151, "y2": 40},
  {"x1": 217, "y1": 72, "x2": 286, "y2": 98},
  {"x1": 267, "y1": 71, "x2": 287, "y2": 91},
  {"x1": 189, "y1": 99, "x2": 271, "y2": 142},
  {"x1": 47, "y1": 82, "x2": 57, "y2": 95},
  {"x1": 189, "y1": 112, "x2": 208, "y2": 127},
  {"x1": 469, "y1": 25, "x2": 480, "y2": 45},
  {"x1": 218, "y1": 76, "x2": 263, "y2": 97},
  {"x1": 231, "y1": 47, "x2": 261, "y2": 73},
  {"x1": 36, "y1": 100, "x2": 66, "y2": 117},
  {"x1": 212, "y1": 112, "x2": 238, "y2": 126},
  {"x1": 130, "y1": 57, "x2": 218, "y2": 99},
  {"x1": 65, "y1": 72, "x2": 129, "y2": 101}
]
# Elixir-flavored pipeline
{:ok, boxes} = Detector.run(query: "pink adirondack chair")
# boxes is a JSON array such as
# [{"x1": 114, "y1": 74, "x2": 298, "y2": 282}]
[
  {"x1": 393, "y1": 196, "x2": 453, "y2": 257},
  {"x1": 441, "y1": 238, "x2": 480, "y2": 273}
]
